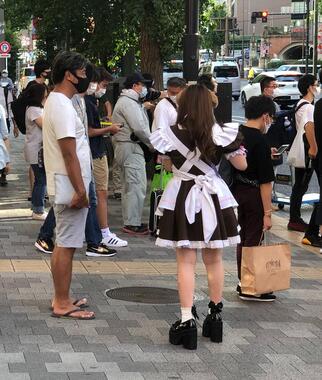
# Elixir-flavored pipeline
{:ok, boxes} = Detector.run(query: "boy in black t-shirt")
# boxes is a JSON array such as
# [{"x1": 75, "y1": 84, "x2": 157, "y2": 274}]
[{"x1": 234, "y1": 96, "x2": 276, "y2": 302}]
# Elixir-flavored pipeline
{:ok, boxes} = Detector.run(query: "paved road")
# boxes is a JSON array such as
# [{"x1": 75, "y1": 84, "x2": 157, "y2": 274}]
[{"x1": 0, "y1": 109, "x2": 321, "y2": 380}]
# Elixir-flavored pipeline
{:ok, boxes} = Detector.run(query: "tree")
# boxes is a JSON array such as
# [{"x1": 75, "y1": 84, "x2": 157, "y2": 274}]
[{"x1": 200, "y1": 0, "x2": 226, "y2": 56}]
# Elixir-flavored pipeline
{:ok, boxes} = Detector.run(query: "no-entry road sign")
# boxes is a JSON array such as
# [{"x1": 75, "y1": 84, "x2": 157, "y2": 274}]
[{"x1": 0, "y1": 41, "x2": 11, "y2": 54}]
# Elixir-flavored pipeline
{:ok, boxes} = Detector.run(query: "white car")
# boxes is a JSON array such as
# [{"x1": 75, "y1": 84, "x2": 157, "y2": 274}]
[
  {"x1": 163, "y1": 60, "x2": 183, "y2": 89},
  {"x1": 241, "y1": 71, "x2": 302, "y2": 108},
  {"x1": 199, "y1": 60, "x2": 241, "y2": 100}
]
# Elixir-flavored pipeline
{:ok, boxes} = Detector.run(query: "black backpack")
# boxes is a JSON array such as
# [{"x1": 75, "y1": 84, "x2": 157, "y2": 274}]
[
  {"x1": 11, "y1": 96, "x2": 28, "y2": 134},
  {"x1": 218, "y1": 156, "x2": 235, "y2": 188},
  {"x1": 269, "y1": 101, "x2": 310, "y2": 146}
]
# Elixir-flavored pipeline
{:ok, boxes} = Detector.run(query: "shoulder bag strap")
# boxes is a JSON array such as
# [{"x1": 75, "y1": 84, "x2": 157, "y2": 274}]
[{"x1": 165, "y1": 97, "x2": 177, "y2": 110}]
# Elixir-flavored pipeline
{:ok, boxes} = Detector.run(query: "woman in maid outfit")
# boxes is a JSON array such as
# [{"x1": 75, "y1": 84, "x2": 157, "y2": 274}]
[{"x1": 150, "y1": 84, "x2": 247, "y2": 350}]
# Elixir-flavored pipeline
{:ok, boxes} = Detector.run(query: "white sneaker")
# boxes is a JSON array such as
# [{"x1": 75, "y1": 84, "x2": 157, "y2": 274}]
[
  {"x1": 102, "y1": 233, "x2": 128, "y2": 248},
  {"x1": 32, "y1": 212, "x2": 48, "y2": 221}
]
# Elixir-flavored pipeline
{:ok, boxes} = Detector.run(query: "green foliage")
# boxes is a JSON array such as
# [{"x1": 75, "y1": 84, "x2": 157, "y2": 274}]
[
  {"x1": 200, "y1": 0, "x2": 226, "y2": 54},
  {"x1": 3, "y1": 0, "x2": 225, "y2": 75}
]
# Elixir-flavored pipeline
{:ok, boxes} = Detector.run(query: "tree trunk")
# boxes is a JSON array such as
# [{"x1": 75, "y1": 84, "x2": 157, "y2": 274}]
[{"x1": 140, "y1": 25, "x2": 163, "y2": 90}]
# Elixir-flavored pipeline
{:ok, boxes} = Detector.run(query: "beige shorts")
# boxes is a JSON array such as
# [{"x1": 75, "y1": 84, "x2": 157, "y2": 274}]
[{"x1": 93, "y1": 156, "x2": 109, "y2": 191}]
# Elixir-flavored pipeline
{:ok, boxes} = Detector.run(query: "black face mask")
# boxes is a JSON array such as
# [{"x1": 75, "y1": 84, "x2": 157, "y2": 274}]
[{"x1": 70, "y1": 72, "x2": 90, "y2": 93}]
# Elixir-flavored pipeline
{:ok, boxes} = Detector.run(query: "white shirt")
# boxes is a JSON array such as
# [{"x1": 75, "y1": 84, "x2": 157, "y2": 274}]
[
  {"x1": 24, "y1": 106, "x2": 43, "y2": 164},
  {"x1": 43, "y1": 92, "x2": 91, "y2": 196},
  {"x1": 295, "y1": 98, "x2": 314, "y2": 133},
  {"x1": 152, "y1": 98, "x2": 178, "y2": 132}
]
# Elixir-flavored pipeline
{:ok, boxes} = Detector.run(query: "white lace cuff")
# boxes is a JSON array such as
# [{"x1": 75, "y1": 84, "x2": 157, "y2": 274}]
[
  {"x1": 225, "y1": 147, "x2": 247, "y2": 160},
  {"x1": 150, "y1": 128, "x2": 175, "y2": 153}
]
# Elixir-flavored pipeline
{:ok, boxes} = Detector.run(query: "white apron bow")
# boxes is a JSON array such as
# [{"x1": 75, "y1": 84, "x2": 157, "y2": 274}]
[{"x1": 172, "y1": 167, "x2": 223, "y2": 243}]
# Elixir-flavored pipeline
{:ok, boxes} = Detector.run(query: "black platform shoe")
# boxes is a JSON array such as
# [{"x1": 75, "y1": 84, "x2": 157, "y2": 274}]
[
  {"x1": 202, "y1": 301, "x2": 223, "y2": 343},
  {"x1": 169, "y1": 305, "x2": 199, "y2": 350}
]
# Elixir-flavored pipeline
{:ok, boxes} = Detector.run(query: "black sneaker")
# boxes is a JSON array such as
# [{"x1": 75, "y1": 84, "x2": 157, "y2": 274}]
[
  {"x1": 239, "y1": 292, "x2": 276, "y2": 302},
  {"x1": 86, "y1": 243, "x2": 117, "y2": 257},
  {"x1": 236, "y1": 284, "x2": 241, "y2": 294},
  {"x1": 35, "y1": 238, "x2": 54, "y2": 254},
  {"x1": 302, "y1": 235, "x2": 322, "y2": 248}
]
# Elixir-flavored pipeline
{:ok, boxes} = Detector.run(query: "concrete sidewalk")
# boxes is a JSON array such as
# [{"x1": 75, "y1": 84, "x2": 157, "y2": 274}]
[{"x1": 0, "y1": 135, "x2": 322, "y2": 380}]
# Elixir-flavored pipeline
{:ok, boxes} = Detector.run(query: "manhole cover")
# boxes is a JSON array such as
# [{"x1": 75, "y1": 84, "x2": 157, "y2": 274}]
[{"x1": 105, "y1": 286, "x2": 179, "y2": 304}]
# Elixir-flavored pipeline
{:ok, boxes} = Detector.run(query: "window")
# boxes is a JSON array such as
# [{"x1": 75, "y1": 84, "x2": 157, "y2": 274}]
[
  {"x1": 275, "y1": 75, "x2": 301, "y2": 82},
  {"x1": 23, "y1": 68, "x2": 35, "y2": 77},
  {"x1": 213, "y1": 66, "x2": 239, "y2": 78},
  {"x1": 252, "y1": 75, "x2": 264, "y2": 84}
]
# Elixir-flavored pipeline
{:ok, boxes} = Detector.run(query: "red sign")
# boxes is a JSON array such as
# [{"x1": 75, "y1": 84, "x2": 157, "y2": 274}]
[{"x1": 0, "y1": 41, "x2": 11, "y2": 54}]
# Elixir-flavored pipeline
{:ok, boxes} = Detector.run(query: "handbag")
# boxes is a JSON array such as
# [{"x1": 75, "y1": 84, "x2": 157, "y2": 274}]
[
  {"x1": 287, "y1": 128, "x2": 306, "y2": 168},
  {"x1": 54, "y1": 173, "x2": 90, "y2": 205},
  {"x1": 241, "y1": 232, "x2": 291, "y2": 295}
]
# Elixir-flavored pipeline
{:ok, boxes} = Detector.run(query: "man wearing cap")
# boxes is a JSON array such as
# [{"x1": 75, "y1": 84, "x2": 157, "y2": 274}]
[
  {"x1": 112, "y1": 73, "x2": 153, "y2": 235},
  {"x1": 0, "y1": 70, "x2": 14, "y2": 90}
]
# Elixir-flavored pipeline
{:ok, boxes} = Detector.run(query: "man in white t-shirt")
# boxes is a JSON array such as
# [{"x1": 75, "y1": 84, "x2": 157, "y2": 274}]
[
  {"x1": 43, "y1": 51, "x2": 95, "y2": 320},
  {"x1": 152, "y1": 77, "x2": 186, "y2": 132},
  {"x1": 288, "y1": 74, "x2": 319, "y2": 236}
]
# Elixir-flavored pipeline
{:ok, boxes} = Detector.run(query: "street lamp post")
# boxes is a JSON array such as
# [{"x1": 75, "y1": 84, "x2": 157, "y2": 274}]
[
  {"x1": 183, "y1": 0, "x2": 200, "y2": 82},
  {"x1": 306, "y1": 0, "x2": 310, "y2": 73}
]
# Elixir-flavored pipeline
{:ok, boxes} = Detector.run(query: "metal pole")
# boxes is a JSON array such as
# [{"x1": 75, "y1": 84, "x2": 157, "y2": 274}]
[
  {"x1": 183, "y1": 0, "x2": 200, "y2": 82},
  {"x1": 313, "y1": 0, "x2": 319, "y2": 76},
  {"x1": 225, "y1": 15, "x2": 229, "y2": 56},
  {"x1": 241, "y1": 0, "x2": 245, "y2": 78},
  {"x1": 306, "y1": 0, "x2": 310, "y2": 73}
]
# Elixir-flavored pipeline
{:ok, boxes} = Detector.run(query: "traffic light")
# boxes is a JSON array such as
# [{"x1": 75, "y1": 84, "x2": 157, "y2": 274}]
[
  {"x1": 262, "y1": 11, "x2": 268, "y2": 23},
  {"x1": 251, "y1": 11, "x2": 269, "y2": 23}
]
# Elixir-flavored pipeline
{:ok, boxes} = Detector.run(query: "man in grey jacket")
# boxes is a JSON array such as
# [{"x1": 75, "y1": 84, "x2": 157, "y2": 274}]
[{"x1": 112, "y1": 73, "x2": 153, "y2": 235}]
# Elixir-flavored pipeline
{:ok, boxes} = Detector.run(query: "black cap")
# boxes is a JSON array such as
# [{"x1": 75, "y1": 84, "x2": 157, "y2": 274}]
[{"x1": 124, "y1": 72, "x2": 148, "y2": 89}]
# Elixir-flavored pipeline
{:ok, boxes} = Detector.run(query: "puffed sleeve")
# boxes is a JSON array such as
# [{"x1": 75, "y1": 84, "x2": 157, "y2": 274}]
[
  {"x1": 150, "y1": 126, "x2": 176, "y2": 154},
  {"x1": 213, "y1": 122, "x2": 246, "y2": 159}
]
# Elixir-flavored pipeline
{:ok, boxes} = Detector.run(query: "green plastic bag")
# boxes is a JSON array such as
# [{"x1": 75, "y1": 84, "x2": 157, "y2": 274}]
[{"x1": 150, "y1": 164, "x2": 173, "y2": 192}]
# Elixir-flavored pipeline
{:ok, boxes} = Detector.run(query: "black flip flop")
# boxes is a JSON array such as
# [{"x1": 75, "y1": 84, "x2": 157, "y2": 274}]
[
  {"x1": 49, "y1": 298, "x2": 89, "y2": 311},
  {"x1": 51, "y1": 308, "x2": 95, "y2": 320}
]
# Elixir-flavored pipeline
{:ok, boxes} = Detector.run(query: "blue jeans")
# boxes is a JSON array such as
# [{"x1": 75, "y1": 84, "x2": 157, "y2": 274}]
[
  {"x1": 38, "y1": 181, "x2": 102, "y2": 245},
  {"x1": 85, "y1": 181, "x2": 102, "y2": 245},
  {"x1": 31, "y1": 164, "x2": 46, "y2": 213}
]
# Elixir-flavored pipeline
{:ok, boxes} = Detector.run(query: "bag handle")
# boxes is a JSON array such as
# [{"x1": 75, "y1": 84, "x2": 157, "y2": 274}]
[{"x1": 258, "y1": 231, "x2": 265, "y2": 246}]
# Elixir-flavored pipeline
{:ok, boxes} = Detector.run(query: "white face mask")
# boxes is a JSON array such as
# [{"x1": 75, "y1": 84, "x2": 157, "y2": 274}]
[
  {"x1": 314, "y1": 86, "x2": 321, "y2": 97},
  {"x1": 264, "y1": 122, "x2": 272, "y2": 134},
  {"x1": 2, "y1": 73, "x2": 8, "y2": 78},
  {"x1": 139, "y1": 86, "x2": 148, "y2": 99},
  {"x1": 87, "y1": 82, "x2": 98, "y2": 95},
  {"x1": 95, "y1": 88, "x2": 106, "y2": 98}
]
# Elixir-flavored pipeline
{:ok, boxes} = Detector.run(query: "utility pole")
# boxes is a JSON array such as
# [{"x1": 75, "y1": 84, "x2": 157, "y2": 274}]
[
  {"x1": 241, "y1": 0, "x2": 245, "y2": 78},
  {"x1": 306, "y1": 0, "x2": 310, "y2": 73},
  {"x1": 183, "y1": 0, "x2": 200, "y2": 82},
  {"x1": 313, "y1": 0, "x2": 319, "y2": 76}
]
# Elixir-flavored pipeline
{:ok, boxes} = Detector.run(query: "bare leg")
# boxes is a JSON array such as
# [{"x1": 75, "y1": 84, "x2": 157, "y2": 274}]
[
  {"x1": 96, "y1": 189, "x2": 109, "y2": 228},
  {"x1": 202, "y1": 248, "x2": 224, "y2": 304},
  {"x1": 51, "y1": 246, "x2": 94, "y2": 318},
  {"x1": 176, "y1": 248, "x2": 197, "y2": 308}
]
